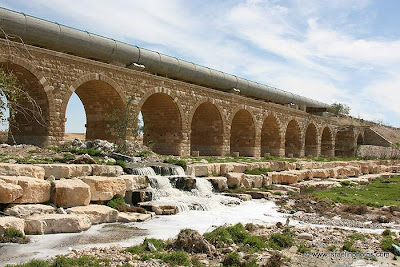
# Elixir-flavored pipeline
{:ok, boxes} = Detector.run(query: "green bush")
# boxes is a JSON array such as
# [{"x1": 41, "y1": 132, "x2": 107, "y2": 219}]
[
  {"x1": 342, "y1": 239, "x2": 360, "y2": 252},
  {"x1": 268, "y1": 233, "x2": 294, "y2": 250},
  {"x1": 191, "y1": 258, "x2": 206, "y2": 267},
  {"x1": 52, "y1": 256, "x2": 110, "y2": 267},
  {"x1": 381, "y1": 235, "x2": 400, "y2": 253},
  {"x1": 6, "y1": 260, "x2": 50, "y2": 267},
  {"x1": 222, "y1": 252, "x2": 242, "y2": 267},
  {"x1": 297, "y1": 241, "x2": 311, "y2": 254},
  {"x1": 115, "y1": 159, "x2": 127, "y2": 169},
  {"x1": 106, "y1": 194, "x2": 125, "y2": 209},
  {"x1": 1, "y1": 227, "x2": 29, "y2": 244},
  {"x1": 163, "y1": 158, "x2": 187, "y2": 170},
  {"x1": 160, "y1": 251, "x2": 191, "y2": 267}
]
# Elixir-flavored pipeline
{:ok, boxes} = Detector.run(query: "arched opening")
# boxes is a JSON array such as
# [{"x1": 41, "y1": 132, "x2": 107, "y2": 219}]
[
  {"x1": 141, "y1": 93, "x2": 183, "y2": 155},
  {"x1": 285, "y1": 120, "x2": 301, "y2": 157},
  {"x1": 305, "y1": 123, "x2": 318, "y2": 157},
  {"x1": 230, "y1": 110, "x2": 256, "y2": 157},
  {"x1": 335, "y1": 128, "x2": 356, "y2": 157},
  {"x1": 65, "y1": 93, "x2": 86, "y2": 141},
  {"x1": 190, "y1": 102, "x2": 224, "y2": 156},
  {"x1": 0, "y1": 62, "x2": 49, "y2": 146},
  {"x1": 357, "y1": 134, "x2": 364, "y2": 146},
  {"x1": 65, "y1": 80, "x2": 124, "y2": 142},
  {"x1": 321, "y1": 127, "x2": 333, "y2": 157},
  {"x1": 261, "y1": 114, "x2": 281, "y2": 157}
]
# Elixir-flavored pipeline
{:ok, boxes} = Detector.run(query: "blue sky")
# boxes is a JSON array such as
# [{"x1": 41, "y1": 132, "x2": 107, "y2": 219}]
[{"x1": 1, "y1": 0, "x2": 399, "y2": 132}]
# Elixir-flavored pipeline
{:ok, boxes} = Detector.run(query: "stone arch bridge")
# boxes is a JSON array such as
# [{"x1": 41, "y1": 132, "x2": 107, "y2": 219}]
[{"x1": 0, "y1": 39, "x2": 369, "y2": 158}]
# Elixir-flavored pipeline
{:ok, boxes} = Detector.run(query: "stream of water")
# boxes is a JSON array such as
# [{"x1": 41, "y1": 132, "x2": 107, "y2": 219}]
[{"x1": 0, "y1": 165, "x2": 390, "y2": 266}]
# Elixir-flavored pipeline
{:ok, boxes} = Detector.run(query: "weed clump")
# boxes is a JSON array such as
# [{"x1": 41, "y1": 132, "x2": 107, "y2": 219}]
[{"x1": 1, "y1": 228, "x2": 29, "y2": 244}]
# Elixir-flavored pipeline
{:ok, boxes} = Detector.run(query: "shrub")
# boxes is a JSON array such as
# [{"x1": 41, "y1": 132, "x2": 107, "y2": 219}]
[
  {"x1": 382, "y1": 229, "x2": 395, "y2": 237},
  {"x1": 381, "y1": 235, "x2": 400, "y2": 253},
  {"x1": 143, "y1": 238, "x2": 166, "y2": 251},
  {"x1": 191, "y1": 258, "x2": 206, "y2": 267},
  {"x1": 115, "y1": 159, "x2": 127, "y2": 169},
  {"x1": 297, "y1": 241, "x2": 311, "y2": 253},
  {"x1": 222, "y1": 252, "x2": 242, "y2": 267},
  {"x1": 163, "y1": 158, "x2": 187, "y2": 170},
  {"x1": 160, "y1": 251, "x2": 191, "y2": 267},
  {"x1": 340, "y1": 180, "x2": 351, "y2": 187},
  {"x1": 6, "y1": 260, "x2": 50, "y2": 267},
  {"x1": 265, "y1": 253, "x2": 282, "y2": 267},
  {"x1": 342, "y1": 204, "x2": 368, "y2": 215},
  {"x1": 106, "y1": 194, "x2": 126, "y2": 209},
  {"x1": 268, "y1": 233, "x2": 294, "y2": 250},
  {"x1": 52, "y1": 256, "x2": 110, "y2": 267},
  {"x1": 342, "y1": 239, "x2": 360, "y2": 252},
  {"x1": 1, "y1": 227, "x2": 29, "y2": 244}
]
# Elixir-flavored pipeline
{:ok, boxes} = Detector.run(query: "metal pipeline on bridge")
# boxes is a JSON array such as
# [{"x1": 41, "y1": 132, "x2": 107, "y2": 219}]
[{"x1": 0, "y1": 7, "x2": 329, "y2": 109}]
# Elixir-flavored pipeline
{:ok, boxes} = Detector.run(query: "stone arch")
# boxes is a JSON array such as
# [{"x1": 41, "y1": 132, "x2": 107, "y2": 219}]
[
  {"x1": 190, "y1": 101, "x2": 224, "y2": 156},
  {"x1": 63, "y1": 73, "x2": 125, "y2": 142},
  {"x1": 284, "y1": 119, "x2": 302, "y2": 157},
  {"x1": 321, "y1": 126, "x2": 334, "y2": 157},
  {"x1": 139, "y1": 92, "x2": 183, "y2": 155},
  {"x1": 229, "y1": 109, "x2": 256, "y2": 157},
  {"x1": 305, "y1": 123, "x2": 318, "y2": 157},
  {"x1": 261, "y1": 113, "x2": 282, "y2": 157},
  {"x1": 0, "y1": 57, "x2": 53, "y2": 146}
]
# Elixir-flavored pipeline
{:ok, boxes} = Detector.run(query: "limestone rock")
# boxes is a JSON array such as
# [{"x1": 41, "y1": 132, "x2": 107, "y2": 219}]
[
  {"x1": 174, "y1": 229, "x2": 216, "y2": 254},
  {"x1": 0, "y1": 163, "x2": 45, "y2": 179},
  {"x1": 0, "y1": 216, "x2": 25, "y2": 236},
  {"x1": 311, "y1": 169, "x2": 330, "y2": 179},
  {"x1": 298, "y1": 232, "x2": 313, "y2": 241},
  {"x1": 270, "y1": 184, "x2": 300, "y2": 193},
  {"x1": 92, "y1": 165, "x2": 124, "y2": 177},
  {"x1": 24, "y1": 214, "x2": 91, "y2": 235},
  {"x1": 117, "y1": 212, "x2": 152, "y2": 223},
  {"x1": 226, "y1": 172, "x2": 243, "y2": 188},
  {"x1": 121, "y1": 175, "x2": 148, "y2": 191},
  {"x1": 268, "y1": 172, "x2": 299, "y2": 184},
  {"x1": 66, "y1": 204, "x2": 119, "y2": 224},
  {"x1": 3, "y1": 204, "x2": 56, "y2": 217},
  {"x1": 139, "y1": 203, "x2": 178, "y2": 215},
  {"x1": 205, "y1": 177, "x2": 227, "y2": 191},
  {"x1": 35, "y1": 164, "x2": 92, "y2": 179},
  {"x1": 51, "y1": 179, "x2": 91, "y2": 208},
  {"x1": 246, "y1": 191, "x2": 271, "y2": 199},
  {"x1": 0, "y1": 179, "x2": 23, "y2": 203},
  {"x1": 80, "y1": 176, "x2": 126, "y2": 201},
  {"x1": 242, "y1": 174, "x2": 264, "y2": 188},
  {"x1": 222, "y1": 193, "x2": 252, "y2": 201},
  {"x1": 0, "y1": 176, "x2": 51, "y2": 204}
]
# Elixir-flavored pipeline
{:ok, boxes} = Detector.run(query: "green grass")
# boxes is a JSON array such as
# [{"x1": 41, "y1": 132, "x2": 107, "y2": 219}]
[
  {"x1": 1, "y1": 227, "x2": 29, "y2": 244},
  {"x1": 6, "y1": 256, "x2": 110, "y2": 267},
  {"x1": 311, "y1": 176, "x2": 400, "y2": 208},
  {"x1": 268, "y1": 232, "x2": 295, "y2": 250},
  {"x1": 381, "y1": 235, "x2": 400, "y2": 253},
  {"x1": 163, "y1": 157, "x2": 187, "y2": 170},
  {"x1": 244, "y1": 168, "x2": 272, "y2": 175},
  {"x1": 222, "y1": 252, "x2": 258, "y2": 267},
  {"x1": 49, "y1": 147, "x2": 103, "y2": 157},
  {"x1": 204, "y1": 223, "x2": 267, "y2": 252},
  {"x1": 105, "y1": 194, "x2": 126, "y2": 209},
  {"x1": 297, "y1": 241, "x2": 311, "y2": 254}
]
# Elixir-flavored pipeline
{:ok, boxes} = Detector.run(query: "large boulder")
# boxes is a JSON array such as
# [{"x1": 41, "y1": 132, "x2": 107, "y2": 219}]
[
  {"x1": 205, "y1": 177, "x2": 227, "y2": 191},
  {"x1": 139, "y1": 203, "x2": 178, "y2": 215},
  {"x1": 79, "y1": 176, "x2": 126, "y2": 201},
  {"x1": 0, "y1": 179, "x2": 23, "y2": 203},
  {"x1": 117, "y1": 212, "x2": 152, "y2": 223},
  {"x1": 0, "y1": 176, "x2": 51, "y2": 204},
  {"x1": 0, "y1": 163, "x2": 45, "y2": 179},
  {"x1": 0, "y1": 216, "x2": 25, "y2": 236},
  {"x1": 92, "y1": 165, "x2": 124, "y2": 177},
  {"x1": 35, "y1": 164, "x2": 92, "y2": 179},
  {"x1": 3, "y1": 204, "x2": 56, "y2": 217},
  {"x1": 226, "y1": 172, "x2": 244, "y2": 188},
  {"x1": 174, "y1": 229, "x2": 215, "y2": 254},
  {"x1": 186, "y1": 164, "x2": 220, "y2": 177},
  {"x1": 311, "y1": 169, "x2": 330, "y2": 179},
  {"x1": 24, "y1": 214, "x2": 91, "y2": 235},
  {"x1": 66, "y1": 204, "x2": 118, "y2": 224},
  {"x1": 121, "y1": 175, "x2": 148, "y2": 191},
  {"x1": 242, "y1": 174, "x2": 264, "y2": 188},
  {"x1": 268, "y1": 172, "x2": 299, "y2": 184},
  {"x1": 51, "y1": 179, "x2": 91, "y2": 208}
]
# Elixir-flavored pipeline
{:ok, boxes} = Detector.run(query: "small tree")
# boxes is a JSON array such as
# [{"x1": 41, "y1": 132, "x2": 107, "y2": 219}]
[
  {"x1": 328, "y1": 102, "x2": 350, "y2": 116},
  {"x1": 0, "y1": 68, "x2": 46, "y2": 133}
]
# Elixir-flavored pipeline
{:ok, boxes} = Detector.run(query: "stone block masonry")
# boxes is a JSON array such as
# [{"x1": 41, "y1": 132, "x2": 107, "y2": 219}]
[{"x1": 0, "y1": 39, "x2": 377, "y2": 158}]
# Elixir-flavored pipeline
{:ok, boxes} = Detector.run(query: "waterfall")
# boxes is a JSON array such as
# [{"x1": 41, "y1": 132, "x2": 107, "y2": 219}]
[
  {"x1": 151, "y1": 165, "x2": 186, "y2": 176},
  {"x1": 147, "y1": 176, "x2": 240, "y2": 213},
  {"x1": 128, "y1": 167, "x2": 156, "y2": 176}
]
